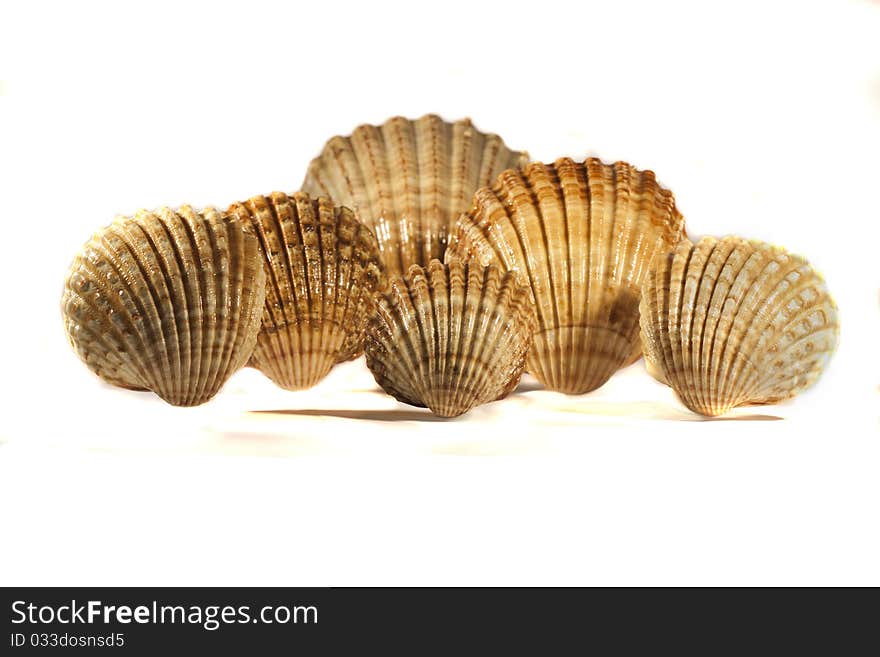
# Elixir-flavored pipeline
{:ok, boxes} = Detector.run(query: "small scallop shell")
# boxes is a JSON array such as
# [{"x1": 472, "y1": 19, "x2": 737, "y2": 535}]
[
  {"x1": 639, "y1": 236, "x2": 839, "y2": 416},
  {"x1": 301, "y1": 114, "x2": 528, "y2": 278},
  {"x1": 61, "y1": 206, "x2": 267, "y2": 406},
  {"x1": 448, "y1": 157, "x2": 685, "y2": 394},
  {"x1": 364, "y1": 258, "x2": 537, "y2": 418},
  {"x1": 226, "y1": 192, "x2": 386, "y2": 390}
]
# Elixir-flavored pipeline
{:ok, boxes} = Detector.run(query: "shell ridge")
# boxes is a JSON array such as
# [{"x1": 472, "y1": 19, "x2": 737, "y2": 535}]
[
  {"x1": 199, "y1": 214, "x2": 230, "y2": 398},
  {"x1": 449, "y1": 121, "x2": 474, "y2": 240},
  {"x1": 672, "y1": 240, "x2": 717, "y2": 404},
  {"x1": 695, "y1": 239, "x2": 743, "y2": 414},
  {"x1": 269, "y1": 194, "x2": 301, "y2": 330},
  {"x1": 401, "y1": 269, "x2": 434, "y2": 403},
  {"x1": 331, "y1": 211, "x2": 360, "y2": 362},
  {"x1": 176, "y1": 207, "x2": 209, "y2": 404},
  {"x1": 360, "y1": 125, "x2": 402, "y2": 275},
  {"x1": 214, "y1": 218, "x2": 247, "y2": 399},
  {"x1": 652, "y1": 249, "x2": 678, "y2": 385},
  {"x1": 709, "y1": 244, "x2": 774, "y2": 411},
  {"x1": 238, "y1": 200, "x2": 289, "y2": 384},
  {"x1": 479, "y1": 270, "x2": 518, "y2": 402},
  {"x1": 291, "y1": 195, "x2": 319, "y2": 384},
  {"x1": 578, "y1": 161, "x2": 594, "y2": 391},
  {"x1": 386, "y1": 119, "x2": 418, "y2": 272},
  {"x1": 95, "y1": 227, "x2": 170, "y2": 390},
  {"x1": 64, "y1": 252, "x2": 150, "y2": 390},
  {"x1": 499, "y1": 173, "x2": 552, "y2": 382},
  {"x1": 690, "y1": 240, "x2": 752, "y2": 414},
  {"x1": 155, "y1": 210, "x2": 197, "y2": 403},
  {"x1": 365, "y1": 304, "x2": 422, "y2": 407},
  {"x1": 454, "y1": 263, "x2": 491, "y2": 408},
  {"x1": 312, "y1": 199, "x2": 335, "y2": 375},
  {"x1": 316, "y1": 201, "x2": 341, "y2": 364},
  {"x1": 422, "y1": 262, "x2": 446, "y2": 408},
  {"x1": 701, "y1": 240, "x2": 755, "y2": 412},
  {"x1": 533, "y1": 162, "x2": 566, "y2": 389},
  {"x1": 715, "y1": 249, "x2": 793, "y2": 408},
  {"x1": 429, "y1": 258, "x2": 447, "y2": 397},
  {"x1": 133, "y1": 215, "x2": 186, "y2": 397}
]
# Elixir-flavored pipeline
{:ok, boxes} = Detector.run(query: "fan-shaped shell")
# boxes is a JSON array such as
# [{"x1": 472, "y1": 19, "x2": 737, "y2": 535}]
[
  {"x1": 301, "y1": 114, "x2": 528, "y2": 278},
  {"x1": 447, "y1": 157, "x2": 685, "y2": 394},
  {"x1": 640, "y1": 236, "x2": 839, "y2": 416},
  {"x1": 61, "y1": 206, "x2": 267, "y2": 406},
  {"x1": 365, "y1": 258, "x2": 537, "y2": 418},
  {"x1": 226, "y1": 192, "x2": 386, "y2": 390}
]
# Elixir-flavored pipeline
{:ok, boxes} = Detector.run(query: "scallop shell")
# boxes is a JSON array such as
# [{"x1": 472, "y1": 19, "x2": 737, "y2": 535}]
[
  {"x1": 639, "y1": 236, "x2": 839, "y2": 416},
  {"x1": 301, "y1": 114, "x2": 528, "y2": 278},
  {"x1": 364, "y1": 258, "x2": 537, "y2": 418},
  {"x1": 447, "y1": 157, "x2": 685, "y2": 394},
  {"x1": 61, "y1": 206, "x2": 267, "y2": 406},
  {"x1": 226, "y1": 192, "x2": 386, "y2": 390}
]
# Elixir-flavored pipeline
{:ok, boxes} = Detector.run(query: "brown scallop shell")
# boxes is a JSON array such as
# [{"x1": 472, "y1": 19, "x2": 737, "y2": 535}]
[
  {"x1": 226, "y1": 192, "x2": 386, "y2": 390},
  {"x1": 301, "y1": 114, "x2": 528, "y2": 278},
  {"x1": 448, "y1": 157, "x2": 685, "y2": 394},
  {"x1": 364, "y1": 258, "x2": 537, "y2": 417},
  {"x1": 639, "y1": 236, "x2": 839, "y2": 416},
  {"x1": 61, "y1": 206, "x2": 267, "y2": 406}
]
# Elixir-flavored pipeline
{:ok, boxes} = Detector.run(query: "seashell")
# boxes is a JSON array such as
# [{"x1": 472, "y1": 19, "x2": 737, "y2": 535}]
[
  {"x1": 364, "y1": 258, "x2": 537, "y2": 418},
  {"x1": 226, "y1": 192, "x2": 386, "y2": 390},
  {"x1": 301, "y1": 114, "x2": 528, "y2": 278},
  {"x1": 447, "y1": 157, "x2": 685, "y2": 394},
  {"x1": 639, "y1": 236, "x2": 839, "y2": 416},
  {"x1": 61, "y1": 206, "x2": 267, "y2": 406}
]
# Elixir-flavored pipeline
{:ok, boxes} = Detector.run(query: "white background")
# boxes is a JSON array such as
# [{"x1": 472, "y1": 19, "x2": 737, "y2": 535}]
[{"x1": 1, "y1": 0, "x2": 878, "y2": 585}]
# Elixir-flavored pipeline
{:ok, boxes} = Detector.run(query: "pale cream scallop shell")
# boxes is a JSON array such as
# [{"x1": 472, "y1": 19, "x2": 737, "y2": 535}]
[
  {"x1": 447, "y1": 157, "x2": 686, "y2": 394},
  {"x1": 61, "y1": 206, "x2": 267, "y2": 406},
  {"x1": 364, "y1": 258, "x2": 537, "y2": 418},
  {"x1": 227, "y1": 192, "x2": 386, "y2": 390},
  {"x1": 301, "y1": 114, "x2": 528, "y2": 278},
  {"x1": 639, "y1": 236, "x2": 839, "y2": 416}
]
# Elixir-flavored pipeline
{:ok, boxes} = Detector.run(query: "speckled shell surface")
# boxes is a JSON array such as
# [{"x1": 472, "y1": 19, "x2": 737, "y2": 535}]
[
  {"x1": 301, "y1": 114, "x2": 528, "y2": 278},
  {"x1": 448, "y1": 157, "x2": 685, "y2": 394},
  {"x1": 639, "y1": 236, "x2": 839, "y2": 416},
  {"x1": 61, "y1": 206, "x2": 267, "y2": 406},
  {"x1": 364, "y1": 258, "x2": 537, "y2": 418},
  {"x1": 227, "y1": 192, "x2": 386, "y2": 390}
]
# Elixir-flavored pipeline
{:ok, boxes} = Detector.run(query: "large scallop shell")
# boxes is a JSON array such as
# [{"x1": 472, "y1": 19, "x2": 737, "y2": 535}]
[
  {"x1": 226, "y1": 192, "x2": 386, "y2": 390},
  {"x1": 364, "y1": 258, "x2": 537, "y2": 418},
  {"x1": 61, "y1": 206, "x2": 267, "y2": 406},
  {"x1": 639, "y1": 236, "x2": 839, "y2": 416},
  {"x1": 447, "y1": 157, "x2": 685, "y2": 394},
  {"x1": 301, "y1": 114, "x2": 528, "y2": 278}
]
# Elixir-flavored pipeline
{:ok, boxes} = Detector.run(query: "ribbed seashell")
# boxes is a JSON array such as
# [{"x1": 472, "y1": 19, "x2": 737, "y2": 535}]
[
  {"x1": 364, "y1": 258, "x2": 537, "y2": 417},
  {"x1": 226, "y1": 192, "x2": 385, "y2": 390},
  {"x1": 61, "y1": 206, "x2": 267, "y2": 406},
  {"x1": 301, "y1": 114, "x2": 528, "y2": 278},
  {"x1": 447, "y1": 157, "x2": 685, "y2": 394},
  {"x1": 639, "y1": 236, "x2": 839, "y2": 416}
]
